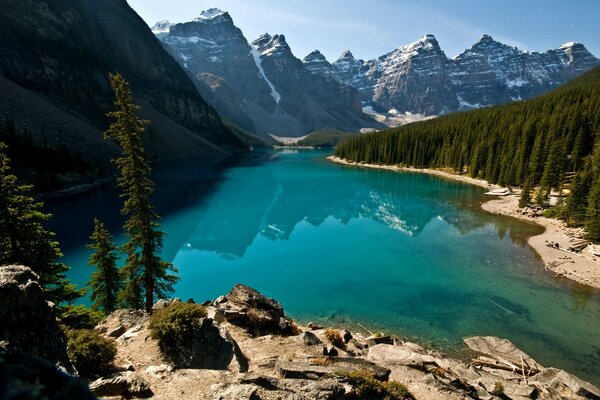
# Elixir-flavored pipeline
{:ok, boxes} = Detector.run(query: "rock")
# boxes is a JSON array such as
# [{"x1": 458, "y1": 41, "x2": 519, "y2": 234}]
[
  {"x1": 106, "y1": 325, "x2": 127, "y2": 338},
  {"x1": 213, "y1": 295, "x2": 228, "y2": 305},
  {"x1": 531, "y1": 368, "x2": 600, "y2": 399},
  {"x1": 215, "y1": 284, "x2": 299, "y2": 336},
  {"x1": 121, "y1": 363, "x2": 135, "y2": 372},
  {"x1": 366, "y1": 335, "x2": 394, "y2": 347},
  {"x1": 90, "y1": 371, "x2": 153, "y2": 398},
  {"x1": 303, "y1": 331, "x2": 322, "y2": 346},
  {"x1": 145, "y1": 364, "x2": 173, "y2": 378},
  {"x1": 160, "y1": 317, "x2": 248, "y2": 372},
  {"x1": 323, "y1": 345, "x2": 338, "y2": 357},
  {"x1": 0, "y1": 353, "x2": 96, "y2": 400},
  {"x1": 0, "y1": 265, "x2": 74, "y2": 373},
  {"x1": 341, "y1": 330, "x2": 352, "y2": 344},
  {"x1": 464, "y1": 336, "x2": 544, "y2": 372},
  {"x1": 275, "y1": 358, "x2": 390, "y2": 382},
  {"x1": 96, "y1": 309, "x2": 148, "y2": 337},
  {"x1": 307, "y1": 322, "x2": 324, "y2": 330},
  {"x1": 367, "y1": 343, "x2": 439, "y2": 367},
  {"x1": 210, "y1": 377, "x2": 345, "y2": 400},
  {"x1": 152, "y1": 298, "x2": 169, "y2": 311}
]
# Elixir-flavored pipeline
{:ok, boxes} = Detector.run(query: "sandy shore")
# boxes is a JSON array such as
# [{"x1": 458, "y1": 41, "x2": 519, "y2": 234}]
[{"x1": 328, "y1": 156, "x2": 600, "y2": 290}]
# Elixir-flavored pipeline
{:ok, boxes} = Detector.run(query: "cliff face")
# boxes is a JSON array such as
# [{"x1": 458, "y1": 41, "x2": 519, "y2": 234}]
[
  {"x1": 0, "y1": 0, "x2": 243, "y2": 163},
  {"x1": 154, "y1": 10, "x2": 381, "y2": 137}
]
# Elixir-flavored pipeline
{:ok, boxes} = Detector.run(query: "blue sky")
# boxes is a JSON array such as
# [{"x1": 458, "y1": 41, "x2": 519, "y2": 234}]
[{"x1": 127, "y1": 0, "x2": 600, "y2": 61}]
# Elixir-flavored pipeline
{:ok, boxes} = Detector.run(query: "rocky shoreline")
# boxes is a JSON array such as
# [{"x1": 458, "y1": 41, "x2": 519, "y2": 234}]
[
  {"x1": 1, "y1": 267, "x2": 599, "y2": 399},
  {"x1": 327, "y1": 156, "x2": 600, "y2": 291}
]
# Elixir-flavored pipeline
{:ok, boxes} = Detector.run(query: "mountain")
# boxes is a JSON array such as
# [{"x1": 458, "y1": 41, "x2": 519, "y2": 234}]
[
  {"x1": 334, "y1": 65, "x2": 600, "y2": 236},
  {"x1": 306, "y1": 34, "x2": 600, "y2": 117},
  {"x1": 0, "y1": 0, "x2": 243, "y2": 174},
  {"x1": 153, "y1": 9, "x2": 381, "y2": 137}
]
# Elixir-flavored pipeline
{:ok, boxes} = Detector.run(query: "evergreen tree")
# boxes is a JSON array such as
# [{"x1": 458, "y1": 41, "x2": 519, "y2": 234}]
[
  {"x1": 0, "y1": 143, "x2": 82, "y2": 304},
  {"x1": 518, "y1": 177, "x2": 533, "y2": 208},
  {"x1": 104, "y1": 73, "x2": 178, "y2": 312},
  {"x1": 584, "y1": 179, "x2": 600, "y2": 242},
  {"x1": 87, "y1": 218, "x2": 122, "y2": 313}
]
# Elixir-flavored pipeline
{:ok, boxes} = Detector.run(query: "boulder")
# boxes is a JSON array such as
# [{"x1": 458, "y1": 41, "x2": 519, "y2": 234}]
[
  {"x1": 161, "y1": 317, "x2": 248, "y2": 372},
  {"x1": 0, "y1": 353, "x2": 95, "y2": 400},
  {"x1": 0, "y1": 265, "x2": 74, "y2": 373},
  {"x1": 214, "y1": 284, "x2": 298, "y2": 336},
  {"x1": 275, "y1": 358, "x2": 390, "y2": 381},
  {"x1": 531, "y1": 368, "x2": 600, "y2": 399},
  {"x1": 341, "y1": 330, "x2": 353, "y2": 344},
  {"x1": 96, "y1": 309, "x2": 148, "y2": 339},
  {"x1": 323, "y1": 345, "x2": 338, "y2": 357},
  {"x1": 210, "y1": 376, "x2": 345, "y2": 400},
  {"x1": 366, "y1": 335, "x2": 394, "y2": 347},
  {"x1": 367, "y1": 343, "x2": 439, "y2": 367},
  {"x1": 464, "y1": 336, "x2": 543, "y2": 373},
  {"x1": 303, "y1": 331, "x2": 322, "y2": 346},
  {"x1": 89, "y1": 371, "x2": 153, "y2": 398}
]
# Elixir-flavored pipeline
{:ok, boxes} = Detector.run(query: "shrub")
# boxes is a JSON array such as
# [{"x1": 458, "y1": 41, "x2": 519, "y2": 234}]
[
  {"x1": 60, "y1": 304, "x2": 103, "y2": 329},
  {"x1": 339, "y1": 370, "x2": 414, "y2": 400},
  {"x1": 492, "y1": 382, "x2": 505, "y2": 396},
  {"x1": 66, "y1": 329, "x2": 116, "y2": 379},
  {"x1": 325, "y1": 328, "x2": 345, "y2": 348},
  {"x1": 149, "y1": 302, "x2": 206, "y2": 351}
]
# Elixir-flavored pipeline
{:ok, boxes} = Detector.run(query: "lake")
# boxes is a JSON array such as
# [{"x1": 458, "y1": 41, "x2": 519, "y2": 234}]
[{"x1": 46, "y1": 149, "x2": 600, "y2": 384}]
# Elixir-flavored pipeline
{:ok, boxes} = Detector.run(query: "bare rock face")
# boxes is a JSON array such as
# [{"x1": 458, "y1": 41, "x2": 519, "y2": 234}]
[
  {"x1": 212, "y1": 284, "x2": 299, "y2": 337},
  {"x1": 0, "y1": 265, "x2": 74, "y2": 373},
  {"x1": 0, "y1": 353, "x2": 95, "y2": 400},
  {"x1": 315, "y1": 34, "x2": 600, "y2": 116},
  {"x1": 153, "y1": 10, "x2": 380, "y2": 137}
]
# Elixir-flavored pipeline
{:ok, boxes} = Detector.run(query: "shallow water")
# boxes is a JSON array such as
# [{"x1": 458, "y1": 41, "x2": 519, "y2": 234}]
[{"x1": 46, "y1": 149, "x2": 600, "y2": 384}]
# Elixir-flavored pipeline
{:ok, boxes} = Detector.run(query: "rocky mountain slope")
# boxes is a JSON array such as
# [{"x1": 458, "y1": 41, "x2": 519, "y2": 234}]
[
  {"x1": 0, "y1": 0, "x2": 243, "y2": 169},
  {"x1": 304, "y1": 34, "x2": 600, "y2": 117},
  {"x1": 153, "y1": 9, "x2": 381, "y2": 137}
]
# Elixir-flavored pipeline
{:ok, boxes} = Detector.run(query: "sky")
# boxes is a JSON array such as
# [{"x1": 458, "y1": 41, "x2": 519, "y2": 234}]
[{"x1": 127, "y1": 0, "x2": 600, "y2": 62}]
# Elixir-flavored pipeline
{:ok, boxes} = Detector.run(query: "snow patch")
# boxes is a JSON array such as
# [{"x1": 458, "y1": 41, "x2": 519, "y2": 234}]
[
  {"x1": 456, "y1": 95, "x2": 481, "y2": 110},
  {"x1": 559, "y1": 42, "x2": 576, "y2": 49},
  {"x1": 250, "y1": 45, "x2": 281, "y2": 104},
  {"x1": 194, "y1": 8, "x2": 226, "y2": 21}
]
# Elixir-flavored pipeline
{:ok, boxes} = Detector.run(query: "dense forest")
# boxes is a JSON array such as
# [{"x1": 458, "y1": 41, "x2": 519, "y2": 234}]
[{"x1": 335, "y1": 66, "x2": 600, "y2": 241}]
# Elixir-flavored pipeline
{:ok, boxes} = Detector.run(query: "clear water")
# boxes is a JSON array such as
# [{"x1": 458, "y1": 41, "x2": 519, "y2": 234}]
[{"x1": 46, "y1": 149, "x2": 600, "y2": 384}]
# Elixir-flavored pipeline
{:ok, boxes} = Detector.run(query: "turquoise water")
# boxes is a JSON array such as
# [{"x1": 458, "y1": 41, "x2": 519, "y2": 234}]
[{"x1": 46, "y1": 149, "x2": 600, "y2": 384}]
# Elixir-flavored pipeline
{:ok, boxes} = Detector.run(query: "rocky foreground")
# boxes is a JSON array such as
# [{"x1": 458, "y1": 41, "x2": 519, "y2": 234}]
[{"x1": 1, "y1": 265, "x2": 599, "y2": 400}]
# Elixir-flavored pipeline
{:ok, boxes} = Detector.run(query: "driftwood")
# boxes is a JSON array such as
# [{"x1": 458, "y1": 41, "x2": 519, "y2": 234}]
[{"x1": 471, "y1": 358, "x2": 540, "y2": 376}]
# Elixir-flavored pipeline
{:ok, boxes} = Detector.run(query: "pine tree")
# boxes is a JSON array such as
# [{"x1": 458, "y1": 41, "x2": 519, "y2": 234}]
[
  {"x1": 518, "y1": 177, "x2": 533, "y2": 208},
  {"x1": 87, "y1": 218, "x2": 122, "y2": 313},
  {"x1": 584, "y1": 179, "x2": 600, "y2": 242},
  {"x1": 0, "y1": 143, "x2": 82, "y2": 304},
  {"x1": 104, "y1": 73, "x2": 178, "y2": 312}
]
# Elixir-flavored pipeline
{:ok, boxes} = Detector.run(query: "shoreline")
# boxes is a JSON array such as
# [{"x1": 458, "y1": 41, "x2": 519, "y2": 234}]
[{"x1": 328, "y1": 155, "x2": 600, "y2": 290}]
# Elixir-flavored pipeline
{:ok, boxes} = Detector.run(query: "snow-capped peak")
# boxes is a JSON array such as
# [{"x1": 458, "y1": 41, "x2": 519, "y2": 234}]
[
  {"x1": 151, "y1": 20, "x2": 172, "y2": 34},
  {"x1": 304, "y1": 50, "x2": 327, "y2": 62},
  {"x1": 194, "y1": 8, "x2": 226, "y2": 21},
  {"x1": 559, "y1": 41, "x2": 577, "y2": 49},
  {"x1": 339, "y1": 50, "x2": 355, "y2": 59}
]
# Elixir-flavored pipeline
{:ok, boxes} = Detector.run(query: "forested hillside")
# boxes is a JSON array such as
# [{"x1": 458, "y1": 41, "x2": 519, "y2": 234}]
[{"x1": 335, "y1": 66, "x2": 600, "y2": 240}]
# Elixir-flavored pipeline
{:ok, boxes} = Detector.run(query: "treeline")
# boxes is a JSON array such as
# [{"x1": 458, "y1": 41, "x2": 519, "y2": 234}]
[
  {"x1": 0, "y1": 117, "x2": 108, "y2": 192},
  {"x1": 335, "y1": 66, "x2": 600, "y2": 241}
]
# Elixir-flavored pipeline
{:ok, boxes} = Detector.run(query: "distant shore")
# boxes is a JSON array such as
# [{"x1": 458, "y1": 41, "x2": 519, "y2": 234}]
[{"x1": 328, "y1": 156, "x2": 600, "y2": 290}]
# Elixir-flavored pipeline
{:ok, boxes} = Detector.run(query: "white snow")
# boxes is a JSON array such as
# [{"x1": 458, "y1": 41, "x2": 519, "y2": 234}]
[
  {"x1": 559, "y1": 42, "x2": 576, "y2": 49},
  {"x1": 505, "y1": 78, "x2": 528, "y2": 88},
  {"x1": 250, "y1": 45, "x2": 281, "y2": 104},
  {"x1": 194, "y1": 8, "x2": 226, "y2": 21},
  {"x1": 151, "y1": 20, "x2": 172, "y2": 34},
  {"x1": 456, "y1": 95, "x2": 481, "y2": 110}
]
